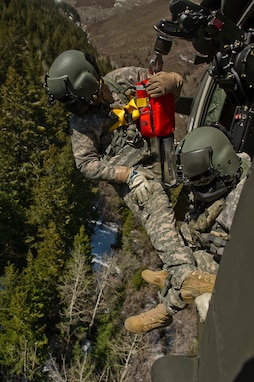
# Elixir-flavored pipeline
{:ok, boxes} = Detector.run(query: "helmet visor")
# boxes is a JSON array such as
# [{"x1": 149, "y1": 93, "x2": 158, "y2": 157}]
[
  {"x1": 180, "y1": 146, "x2": 213, "y2": 178},
  {"x1": 177, "y1": 146, "x2": 218, "y2": 186},
  {"x1": 45, "y1": 73, "x2": 99, "y2": 104}
]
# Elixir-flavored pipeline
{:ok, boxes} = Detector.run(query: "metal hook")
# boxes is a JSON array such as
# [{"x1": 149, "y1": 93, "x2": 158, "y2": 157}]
[{"x1": 148, "y1": 53, "x2": 164, "y2": 75}]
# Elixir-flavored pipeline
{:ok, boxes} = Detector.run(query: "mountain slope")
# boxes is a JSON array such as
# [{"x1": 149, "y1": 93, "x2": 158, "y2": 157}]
[{"x1": 64, "y1": 0, "x2": 206, "y2": 89}]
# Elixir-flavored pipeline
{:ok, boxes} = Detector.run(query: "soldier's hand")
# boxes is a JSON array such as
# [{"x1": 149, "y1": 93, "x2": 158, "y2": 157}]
[
  {"x1": 128, "y1": 170, "x2": 154, "y2": 204},
  {"x1": 146, "y1": 71, "x2": 183, "y2": 98}
]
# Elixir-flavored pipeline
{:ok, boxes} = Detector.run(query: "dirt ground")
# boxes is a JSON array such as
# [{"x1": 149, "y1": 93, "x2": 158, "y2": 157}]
[
  {"x1": 65, "y1": 0, "x2": 205, "y2": 81},
  {"x1": 64, "y1": 0, "x2": 207, "y2": 139}
]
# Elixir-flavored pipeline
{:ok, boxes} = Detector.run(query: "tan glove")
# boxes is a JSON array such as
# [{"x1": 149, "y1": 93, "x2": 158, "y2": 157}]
[
  {"x1": 115, "y1": 166, "x2": 132, "y2": 183},
  {"x1": 127, "y1": 170, "x2": 154, "y2": 204},
  {"x1": 146, "y1": 71, "x2": 183, "y2": 99}
]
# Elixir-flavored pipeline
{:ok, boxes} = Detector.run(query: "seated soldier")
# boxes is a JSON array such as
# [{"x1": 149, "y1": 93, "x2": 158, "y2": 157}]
[{"x1": 125, "y1": 126, "x2": 250, "y2": 333}]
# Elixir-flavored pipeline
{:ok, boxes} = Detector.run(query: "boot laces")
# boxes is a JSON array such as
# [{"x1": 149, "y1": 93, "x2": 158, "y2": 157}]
[{"x1": 142, "y1": 305, "x2": 169, "y2": 328}]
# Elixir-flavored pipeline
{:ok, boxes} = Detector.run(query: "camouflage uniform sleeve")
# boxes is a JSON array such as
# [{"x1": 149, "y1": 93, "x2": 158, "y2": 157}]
[
  {"x1": 216, "y1": 177, "x2": 247, "y2": 232},
  {"x1": 216, "y1": 152, "x2": 251, "y2": 231},
  {"x1": 70, "y1": 67, "x2": 151, "y2": 182},
  {"x1": 70, "y1": 113, "x2": 130, "y2": 183},
  {"x1": 104, "y1": 66, "x2": 150, "y2": 91}
]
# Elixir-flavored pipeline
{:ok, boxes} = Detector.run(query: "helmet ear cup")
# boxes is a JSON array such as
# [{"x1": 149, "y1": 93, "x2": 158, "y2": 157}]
[{"x1": 73, "y1": 71, "x2": 99, "y2": 101}]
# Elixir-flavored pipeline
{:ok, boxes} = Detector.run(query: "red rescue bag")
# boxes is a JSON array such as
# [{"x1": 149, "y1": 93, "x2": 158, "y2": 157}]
[{"x1": 136, "y1": 79, "x2": 175, "y2": 138}]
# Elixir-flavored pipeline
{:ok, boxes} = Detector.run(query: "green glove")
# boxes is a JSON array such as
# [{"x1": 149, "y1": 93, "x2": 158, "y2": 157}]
[{"x1": 128, "y1": 170, "x2": 154, "y2": 204}]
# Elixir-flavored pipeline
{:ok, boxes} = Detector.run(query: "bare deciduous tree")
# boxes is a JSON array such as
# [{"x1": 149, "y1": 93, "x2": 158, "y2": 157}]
[
  {"x1": 44, "y1": 353, "x2": 97, "y2": 382},
  {"x1": 58, "y1": 243, "x2": 94, "y2": 343},
  {"x1": 88, "y1": 253, "x2": 118, "y2": 336}
]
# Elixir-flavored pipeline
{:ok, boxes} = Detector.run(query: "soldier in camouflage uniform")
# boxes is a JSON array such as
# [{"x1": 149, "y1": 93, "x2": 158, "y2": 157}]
[
  {"x1": 124, "y1": 126, "x2": 250, "y2": 333},
  {"x1": 45, "y1": 50, "x2": 248, "y2": 334}
]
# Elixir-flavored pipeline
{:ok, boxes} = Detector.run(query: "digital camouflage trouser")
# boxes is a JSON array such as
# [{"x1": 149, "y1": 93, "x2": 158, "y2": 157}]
[{"x1": 114, "y1": 175, "x2": 197, "y2": 314}]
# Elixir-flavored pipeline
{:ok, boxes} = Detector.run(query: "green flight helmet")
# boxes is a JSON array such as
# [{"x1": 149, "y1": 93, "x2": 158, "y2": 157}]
[
  {"x1": 45, "y1": 50, "x2": 100, "y2": 113},
  {"x1": 176, "y1": 126, "x2": 242, "y2": 202}
]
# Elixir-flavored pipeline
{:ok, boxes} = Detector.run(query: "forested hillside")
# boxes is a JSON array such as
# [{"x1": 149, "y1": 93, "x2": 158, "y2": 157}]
[{"x1": 0, "y1": 1, "x2": 197, "y2": 381}]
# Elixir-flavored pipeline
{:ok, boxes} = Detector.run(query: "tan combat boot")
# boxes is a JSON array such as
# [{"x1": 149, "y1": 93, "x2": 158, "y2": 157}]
[
  {"x1": 180, "y1": 270, "x2": 216, "y2": 304},
  {"x1": 124, "y1": 303, "x2": 173, "y2": 334},
  {"x1": 141, "y1": 269, "x2": 167, "y2": 288}
]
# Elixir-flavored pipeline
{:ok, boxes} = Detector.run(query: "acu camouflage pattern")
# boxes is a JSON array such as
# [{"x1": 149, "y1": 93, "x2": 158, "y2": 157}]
[
  {"x1": 70, "y1": 66, "x2": 249, "y2": 316},
  {"x1": 70, "y1": 66, "x2": 151, "y2": 181},
  {"x1": 70, "y1": 66, "x2": 194, "y2": 314},
  {"x1": 117, "y1": 178, "x2": 196, "y2": 313},
  {"x1": 158, "y1": 173, "x2": 248, "y2": 315},
  {"x1": 165, "y1": 154, "x2": 251, "y2": 314},
  {"x1": 180, "y1": 154, "x2": 250, "y2": 259}
]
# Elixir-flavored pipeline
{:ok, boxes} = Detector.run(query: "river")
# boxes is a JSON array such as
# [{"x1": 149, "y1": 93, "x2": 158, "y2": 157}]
[{"x1": 91, "y1": 221, "x2": 119, "y2": 269}]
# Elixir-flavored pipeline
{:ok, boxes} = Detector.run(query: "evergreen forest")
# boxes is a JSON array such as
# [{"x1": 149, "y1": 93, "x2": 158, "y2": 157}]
[{"x1": 0, "y1": 0, "x2": 175, "y2": 380}]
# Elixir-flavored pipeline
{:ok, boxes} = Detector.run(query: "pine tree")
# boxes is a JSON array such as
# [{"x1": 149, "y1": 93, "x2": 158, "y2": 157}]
[
  {"x1": 0, "y1": 221, "x2": 66, "y2": 379},
  {"x1": 0, "y1": 0, "x2": 134, "y2": 379},
  {"x1": 0, "y1": 67, "x2": 43, "y2": 263}
]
